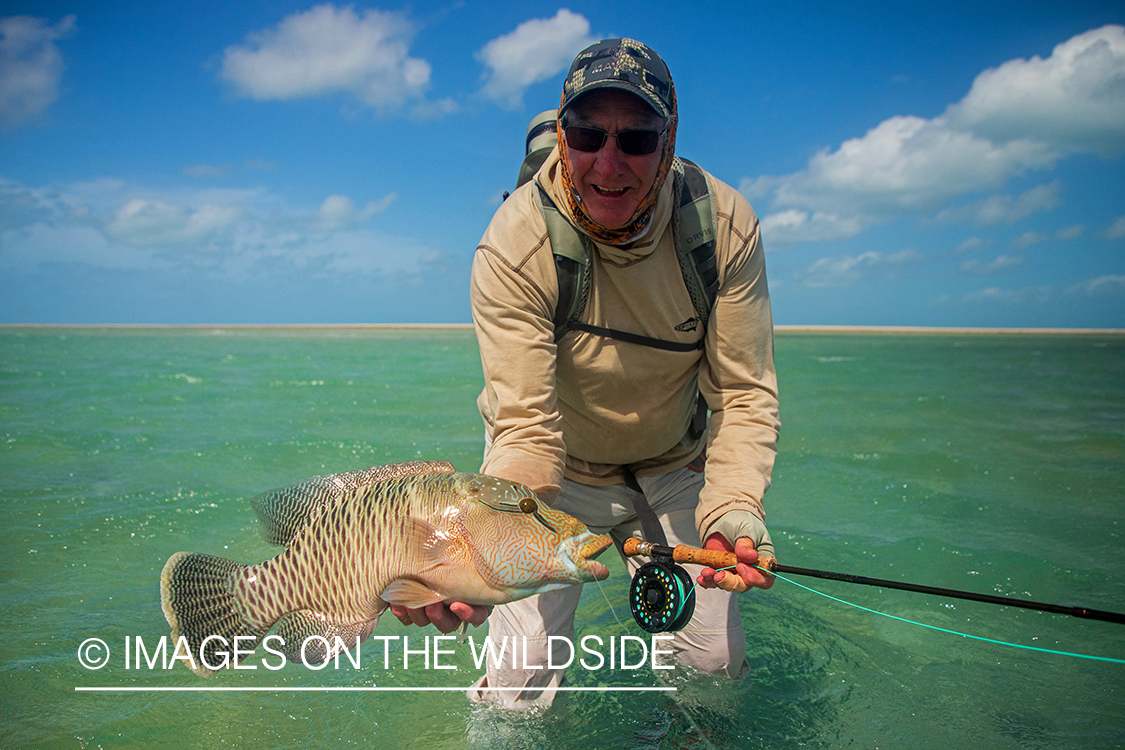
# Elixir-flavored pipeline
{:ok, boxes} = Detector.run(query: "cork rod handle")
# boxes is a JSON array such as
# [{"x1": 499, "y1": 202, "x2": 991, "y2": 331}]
[{"x1": 623, "y1": 536, "x2": 775, "y2": 571}]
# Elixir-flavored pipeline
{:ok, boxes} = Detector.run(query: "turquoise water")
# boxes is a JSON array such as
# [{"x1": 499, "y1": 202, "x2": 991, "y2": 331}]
[{"x1": 2, "y1": 327, "x2": 1123, "y2": 749}]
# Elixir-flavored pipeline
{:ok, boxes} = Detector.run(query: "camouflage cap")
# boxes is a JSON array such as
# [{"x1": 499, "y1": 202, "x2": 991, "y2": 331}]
[{"x1": 560, "y1": 38, "x2": 674, "y2": 119}]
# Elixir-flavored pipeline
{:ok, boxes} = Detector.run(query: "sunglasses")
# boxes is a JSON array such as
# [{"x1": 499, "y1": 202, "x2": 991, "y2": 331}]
[{"x1": 564, "y1": 124, "x2": 666, "y2": 156}]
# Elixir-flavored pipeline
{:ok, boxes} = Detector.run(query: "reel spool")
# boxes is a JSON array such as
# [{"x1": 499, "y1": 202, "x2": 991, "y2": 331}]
[
  {"x1": 629, "y1": 559, "x2": 696, "y2": 633},
  {"x1": 623, "y1": 536, "x2": 744, "y2": 633}
]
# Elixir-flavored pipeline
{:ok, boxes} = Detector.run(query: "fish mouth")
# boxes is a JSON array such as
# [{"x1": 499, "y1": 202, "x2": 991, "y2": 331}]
[{"x1": 571, "y1": 532, "x2": 612, "y2": 581}]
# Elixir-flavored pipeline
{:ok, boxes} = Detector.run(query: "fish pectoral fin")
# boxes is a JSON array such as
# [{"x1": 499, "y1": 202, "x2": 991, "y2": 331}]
[
  {"x1": 272, "y1": 610, "x2": 378, "y2": 667},
  {"x1": 402, "y1": 517, "x2": 470, "y2": 575},
  {"x1": 378, "y1": 517, "x2": 464, "y2": 609},
  {"x1": 381, "y1": 579, "x2": 446, "y2": 609}
]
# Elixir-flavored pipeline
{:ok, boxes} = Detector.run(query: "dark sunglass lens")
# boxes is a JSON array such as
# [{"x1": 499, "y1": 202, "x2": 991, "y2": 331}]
[
  {"x1": 565, "y1": 126, "x2": 606, "y2": 152},
  {"x1": 617, "y1": 130, "x2": 660, "y2": 155},
  {"x1": 564, "y1": 126, "x2": 660, "y2": 155}
]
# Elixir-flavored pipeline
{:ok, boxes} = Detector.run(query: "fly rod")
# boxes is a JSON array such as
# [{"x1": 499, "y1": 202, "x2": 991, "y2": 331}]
[{"x1": 623, "y1": 537, "x2": 1125, "y2": 626}]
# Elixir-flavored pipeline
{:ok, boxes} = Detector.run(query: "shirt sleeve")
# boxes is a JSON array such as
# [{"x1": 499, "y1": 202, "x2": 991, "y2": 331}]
[
  {"x1": 469, "y1": 193, "x2": 567, "y2": 502},
  {"x1": 695, "y1": 185, "x2": 781, "y2": 538}
]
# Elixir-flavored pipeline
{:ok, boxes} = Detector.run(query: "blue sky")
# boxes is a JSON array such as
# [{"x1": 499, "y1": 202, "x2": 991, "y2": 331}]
[{"x1": 1, "y1": 1, "x2": 1122, "y2": 327}]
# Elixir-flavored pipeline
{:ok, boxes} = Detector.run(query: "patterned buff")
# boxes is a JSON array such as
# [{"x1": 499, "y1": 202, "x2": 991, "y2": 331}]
[{"x1": 557, "y1": 39, "x2": 678, "y2": 246}]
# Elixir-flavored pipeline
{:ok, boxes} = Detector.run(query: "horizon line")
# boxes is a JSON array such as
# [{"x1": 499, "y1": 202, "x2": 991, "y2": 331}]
[{"x1": 3, "y1": 323, "x2": 1123, "y2": 335}]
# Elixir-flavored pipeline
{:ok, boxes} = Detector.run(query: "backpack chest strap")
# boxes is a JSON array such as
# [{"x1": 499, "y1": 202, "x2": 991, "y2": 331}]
[
  {"x1": 538, "y1": 161, "x2": 716, "y2": 350},
  {"x1": 562, "y1": 319, "x2": 705, "y2": 352}
]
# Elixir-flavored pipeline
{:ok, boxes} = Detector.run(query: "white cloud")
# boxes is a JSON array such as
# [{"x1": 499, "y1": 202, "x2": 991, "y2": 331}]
[
  {"x1": 794, "y1": 249, "x2": 923, "y2": 288},
  {"x1": 965, "y1": 274, "x2": 1125, "y2": 305},
  {"x1": 960, "y1": 254, "x2": 1025, "y2": 275},
  {"x1": 0, "y1": 175, "x2": 68, "y2": 224},
  {"x1": 0, "y1": 14, "x2": 75, "y2": 128},
  {"x1": 1068, "y1": 275, "x2": 1125, "y2": 296},
  {"x1": 408, "y1": 97, "x2": 459, "y2": 120},
  {"x1": 317, "y1": 194, "x2": 356, "y2": 231},
  {"x1": 1003, "y1": 223, "x2": 1086, "y2": 250},
  {"x1": 291, "y1": 228, "x2": 442, "y2": 276},
  {"x1": 363, "y1": 193, "x2": 397, "y2": 217},
  {"x1": 220, "y1": 4, "x2": 439, "y2": 112},
  {"x1": 1, "y1": 223, "x2": 144, "y2": 272},
  {"x1": 771, "y1": 115, "x2": 1055, "y2": 219},
  {"x1": 1010, "y1": 231, "x2": 1049, "y2": 250},
  {"x1": 737, "y1": 175, "x2": 777, "y2": 202},
  {"x1": 476, "y1": 9, "x2": 597, "y2": 109},
  {"x1": 0, "y1": 175, "x2": 436, "y2": 281},
  {"x1": 741, "y1": 25, "x2": 1125, "y2": 246},
  {"x1": 965, "y1": 285, "x2": 1055, "y2": 304},
  {"x1": 760, "y1": 208, "x2": 862, "y2": 247},
  {"x1": 946, "y1": 25, "x2": 1125, "y2": 157},
  {"x1": 315, "y1": 192, "x2": 396, "y2": 230},
  {"x1": 937, "y1": 182, "x2": 1061, "y2": 225},
  {"x1": 1102, "y1": 215, "x2": 1125, "y2": 239},
  {"x1": 1056, "y1": 224, "x2": 1085, "y2": 240},
  {"x1": 953, "y1": 237, "x2": 990, "y2": 253},
  {"x1": 106, "y1": 199, "x2": 244, "y2": 247}
]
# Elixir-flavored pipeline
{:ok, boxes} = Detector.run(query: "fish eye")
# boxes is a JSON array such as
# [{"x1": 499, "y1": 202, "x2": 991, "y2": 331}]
[{"x1": 519, "y1": 498, "x2": 537, "y2": 514}]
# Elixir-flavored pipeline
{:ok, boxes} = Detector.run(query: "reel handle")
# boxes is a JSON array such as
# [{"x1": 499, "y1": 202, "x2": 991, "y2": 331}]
[{"x1": 623, "y1": 536, "x2": 777, "y2": 572}]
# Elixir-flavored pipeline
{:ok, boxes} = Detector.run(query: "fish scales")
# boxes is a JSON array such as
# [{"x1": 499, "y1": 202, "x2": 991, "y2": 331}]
[
  {"x1": 241, "y1": 466, "x2": 452, "y2": 626},
  {"x1": 160, "y1": 461, "x2": 611, "y2": 677}
]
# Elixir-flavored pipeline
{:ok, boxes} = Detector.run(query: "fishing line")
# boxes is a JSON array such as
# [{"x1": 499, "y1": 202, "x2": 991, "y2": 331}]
[
  {"x1": 590, "y1": 563, "x2": 720, "y2": 750},
  {"x1": 592, "y1": 575, "x2": 631, "y2": 632},
  {"x1": 759, "y1": 566, "x2": 1125, "y2": 664},
  {"x1": 597, "y1": 536, "x2": 1123, "y2": 748},
  {"x1": 621, "y1": 537, "x2": 1124, "y2": 662}
]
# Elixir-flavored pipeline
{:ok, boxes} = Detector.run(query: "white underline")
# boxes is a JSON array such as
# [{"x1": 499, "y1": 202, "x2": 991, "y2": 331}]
[{"x1": 75, "y1": 686, "x2": 675, "y2": 692}]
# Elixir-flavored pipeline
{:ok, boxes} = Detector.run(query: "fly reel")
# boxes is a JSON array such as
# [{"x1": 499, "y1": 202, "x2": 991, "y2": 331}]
[
  {"x1": 623, "y1": 536, "x2": 746, "y2": 633},
  {"x1": 629, "y1": 558, "x2": 696, "y2": 633}
]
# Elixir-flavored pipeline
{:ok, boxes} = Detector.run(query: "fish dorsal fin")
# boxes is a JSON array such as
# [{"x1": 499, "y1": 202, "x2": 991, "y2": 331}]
[
  {"x1": 381, "y1": 579, "x2": 446, "y2": 609},
  {"x1": 250, "y1": 460, "x2": 455, "y2": 547}
]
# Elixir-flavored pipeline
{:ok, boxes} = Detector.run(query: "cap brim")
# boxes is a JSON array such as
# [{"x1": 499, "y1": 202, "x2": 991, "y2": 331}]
[{"x1": 561, "y1": 80, "x2": 670, "y2": 119}]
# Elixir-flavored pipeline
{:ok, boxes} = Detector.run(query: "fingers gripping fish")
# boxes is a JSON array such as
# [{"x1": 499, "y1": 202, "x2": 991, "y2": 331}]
[{"x1": 159, "y1": 461, "x2": 612, "y2": 677}]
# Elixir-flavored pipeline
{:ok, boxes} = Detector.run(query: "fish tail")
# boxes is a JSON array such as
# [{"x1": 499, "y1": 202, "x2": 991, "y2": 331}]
[{"x1": 160, "y1": 551, "x2": 268, "y2": 677}]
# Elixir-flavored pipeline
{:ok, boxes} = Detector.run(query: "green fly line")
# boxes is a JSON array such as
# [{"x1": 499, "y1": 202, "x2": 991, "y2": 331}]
[
  {"x1": 602, "y1": 556, "x2": 1123, "y2": 663},
  {"x1": 593, "y1": 557, "x2": 1122, "y2": 750},
  {"x1": 756, "y1": 565, "x2": 1125, "y2": 664}
]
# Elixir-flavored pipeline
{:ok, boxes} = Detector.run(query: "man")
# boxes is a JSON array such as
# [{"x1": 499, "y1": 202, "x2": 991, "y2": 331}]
[{"x1": 392, "y1": 38, "x2": 780, "y2": 708}]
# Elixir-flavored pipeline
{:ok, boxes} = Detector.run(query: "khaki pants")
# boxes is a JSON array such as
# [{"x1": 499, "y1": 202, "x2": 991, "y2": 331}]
[{"x1": 468, "y1": 465, "x2": 749, "y2": 709}]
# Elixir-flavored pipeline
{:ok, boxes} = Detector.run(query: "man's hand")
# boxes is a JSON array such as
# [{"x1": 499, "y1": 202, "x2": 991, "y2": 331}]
[
  {"x1": 388, "y1": 601, "x2": 491, "y2": 634},
  {"x1": 696, "y1": 510, "x2": 775, "y2": 593},
  {"x1": 696, "y1": 534, "x2": 773, "y2": 592}
]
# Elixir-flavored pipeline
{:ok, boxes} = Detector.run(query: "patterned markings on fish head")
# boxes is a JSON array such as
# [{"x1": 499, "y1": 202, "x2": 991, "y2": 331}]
[{"x1": 452, "y1": 475, "x2": 611, "y2": 600}]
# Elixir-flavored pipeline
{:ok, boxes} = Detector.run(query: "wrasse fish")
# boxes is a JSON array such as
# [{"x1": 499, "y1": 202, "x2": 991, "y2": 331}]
[{"x1": 160, "y1": 460, "x2": 611, "y2": 677}]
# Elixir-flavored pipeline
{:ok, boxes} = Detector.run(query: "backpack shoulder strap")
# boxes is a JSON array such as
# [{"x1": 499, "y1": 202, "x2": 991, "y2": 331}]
[
  {"x1": 537, "y1": 159, "x2": 718, "y2": 347},
  {"x1": 672, "y1": 158, "x2": 719, "y2": 331},
  {"x1": 671, "y1": 159, "x2": 718, "y2": 441},
  {"x1": 536, "y1": 185, "x2": 591, "y2": 342}
]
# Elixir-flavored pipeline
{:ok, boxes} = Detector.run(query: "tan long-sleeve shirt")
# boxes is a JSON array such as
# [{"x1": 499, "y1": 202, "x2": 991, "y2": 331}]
[{"x1": 471, "y1": 148, "x2": 779, "y2": 537}]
